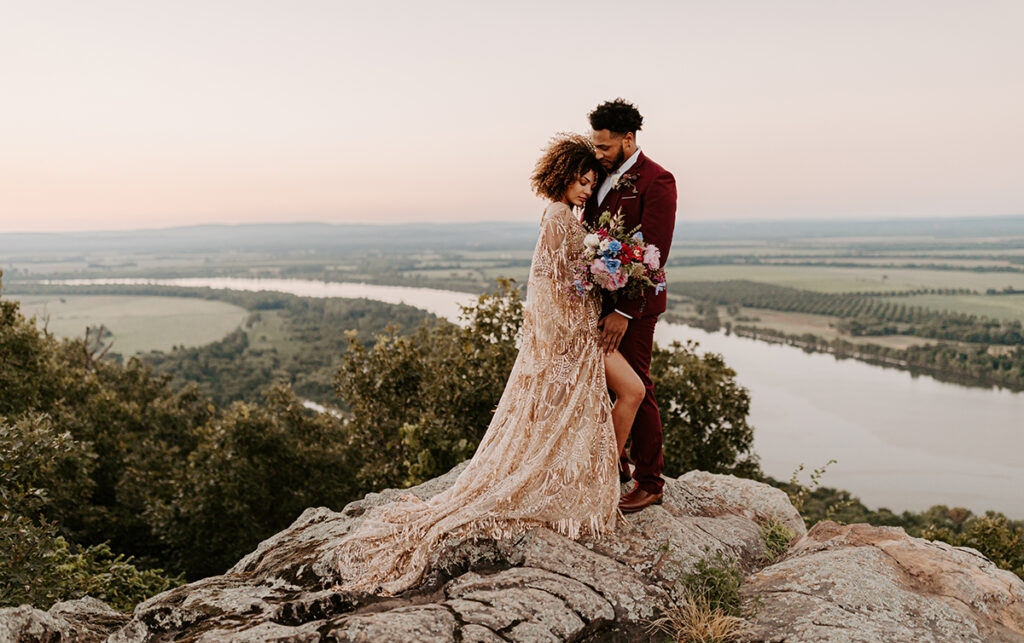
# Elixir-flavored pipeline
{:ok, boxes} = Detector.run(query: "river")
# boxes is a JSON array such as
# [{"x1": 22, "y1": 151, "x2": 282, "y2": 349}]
[{"x1": 45, "y1": 277, "x2": 1024, "y2": 518}]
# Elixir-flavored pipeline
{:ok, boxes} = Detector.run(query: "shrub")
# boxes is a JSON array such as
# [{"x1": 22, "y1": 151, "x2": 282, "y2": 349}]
[
  {"x1": 653, "y1": 341, "x2": 760, "y2": 478},
  {"x1": 335, "y1": 279, "x2": 523, "y2": 491},
  {"x1": 0, "y1": 514, "x2": 181, "y2": 611},
  {"x1": 924, "y1": 513, "x2": 1024, "y2": 579},
  {"x1": 649, "y1": 547, "x2": 752, "y2": 643},
  {"x1": 147, "y1": 384, "x2": 353, "y2": 579},
  {"x1": 759, "y1": 519, "x2": 798, "y2": 564}
]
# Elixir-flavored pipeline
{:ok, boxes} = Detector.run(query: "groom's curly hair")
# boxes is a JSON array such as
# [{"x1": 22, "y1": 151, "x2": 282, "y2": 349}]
[
  {"x1": 588, "y1": 98, "x2": 643, "y2": 135},
  {"x1": 530, "y1": 133, "x2": 602, "y2": 202}
]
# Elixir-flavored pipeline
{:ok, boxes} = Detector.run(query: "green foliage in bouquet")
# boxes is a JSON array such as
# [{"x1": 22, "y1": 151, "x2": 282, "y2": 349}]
[{"x1": 573, "y1": 209, "x2": 665, "y2": 303}]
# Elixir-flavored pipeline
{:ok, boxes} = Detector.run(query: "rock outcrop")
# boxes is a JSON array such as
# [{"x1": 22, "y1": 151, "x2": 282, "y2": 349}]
[
  {"x1": 3, "y1": 463, "x2": 1023, "y2": 642},
  {"x1": 740, "y1": 521, "x2": 1024, "y2": 642},
  {"x1": 0, "y1": 597, "x2": 128, "y2": 643}
]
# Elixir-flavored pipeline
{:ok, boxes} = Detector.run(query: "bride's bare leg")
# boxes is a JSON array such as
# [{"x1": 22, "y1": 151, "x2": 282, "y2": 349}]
[{"x1": 604, "y1": 350, "x2": 645, "y2": 456}]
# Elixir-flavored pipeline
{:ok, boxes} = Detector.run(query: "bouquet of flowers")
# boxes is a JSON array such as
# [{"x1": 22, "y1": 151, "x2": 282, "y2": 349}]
[{"x1": 568, "y1": 209, "x2": 666, "y2": 304}]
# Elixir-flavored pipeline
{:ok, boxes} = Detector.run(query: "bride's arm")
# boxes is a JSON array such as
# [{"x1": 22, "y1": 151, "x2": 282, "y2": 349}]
[{"x1": 527, "y1": 206, "x2": 579, "y2": 356}]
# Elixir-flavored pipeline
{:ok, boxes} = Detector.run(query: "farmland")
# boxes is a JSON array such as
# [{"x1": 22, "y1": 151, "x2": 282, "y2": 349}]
[
  {"x1": 664, "y1": 264, "x2": 1024, "y2": 296},
  {"x1": 12, "y1": 294, "x2": 249, "y2": 355}
]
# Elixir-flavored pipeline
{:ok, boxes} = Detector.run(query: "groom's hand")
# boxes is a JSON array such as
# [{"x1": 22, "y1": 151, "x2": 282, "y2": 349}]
[{"x1": 598, "y1": 312, "x2": 629, "y2": 354}]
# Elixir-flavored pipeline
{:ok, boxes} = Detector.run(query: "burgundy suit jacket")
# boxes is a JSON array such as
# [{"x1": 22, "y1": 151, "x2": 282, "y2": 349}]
[{"x1": 582, "y1": 151, "x2": 677, "y2": 319}]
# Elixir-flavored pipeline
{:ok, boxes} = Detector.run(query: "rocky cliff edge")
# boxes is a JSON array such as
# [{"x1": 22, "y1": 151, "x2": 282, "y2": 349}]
[{"x1": 3, "y1": 463, "x2": 1023, "y2": 642}]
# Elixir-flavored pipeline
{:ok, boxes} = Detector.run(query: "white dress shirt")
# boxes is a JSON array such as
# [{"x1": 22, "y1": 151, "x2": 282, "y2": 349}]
[
  {"x1": 595, "y1": 147, "x2": 642, "y2": 320},
  {"x1": 596, "y1": 147, "x2": 641, "y2": 206}
]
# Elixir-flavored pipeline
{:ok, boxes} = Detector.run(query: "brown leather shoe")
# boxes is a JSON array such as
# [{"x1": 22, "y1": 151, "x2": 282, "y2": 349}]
[
  {"x1": 619, "y1": 485, "x2": 641, "y2": 504},
  {"x1": 618, "y1": 488, "x2": 663, "y2": 513}
]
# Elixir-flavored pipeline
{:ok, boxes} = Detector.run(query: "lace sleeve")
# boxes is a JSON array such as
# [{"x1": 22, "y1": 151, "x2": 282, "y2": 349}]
[
  {"x1": 524, "y1": 203, "x2": 587, "y2": 363},
  {"x1": 532, "y1": 205, "x2": 572, "y2": 281}
]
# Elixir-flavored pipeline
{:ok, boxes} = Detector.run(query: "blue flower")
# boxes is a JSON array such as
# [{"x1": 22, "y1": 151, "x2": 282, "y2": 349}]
[
  {"x1": 604, "y1": 258, "x2": 621, "y2": 274},
  {"x1": 655, "y1": 281, "x2": 666, "y2": 294},
  {"x1": 607, "y1": 240, "x2": 622, "y2": 254},
  {"x1": 632, "y1": 232, "x2": 644, "y2": 242}
]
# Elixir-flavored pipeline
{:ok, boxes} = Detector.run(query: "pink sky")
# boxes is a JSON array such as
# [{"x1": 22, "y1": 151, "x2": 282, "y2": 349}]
[{"x1": 2, "y1": 0, "x2": 1023, "y2": 233}]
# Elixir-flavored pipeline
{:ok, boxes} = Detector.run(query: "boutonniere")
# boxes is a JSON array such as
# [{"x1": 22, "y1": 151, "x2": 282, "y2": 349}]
[{"x1": 612, "y1": 172, "x2": 638, "y2": 194}]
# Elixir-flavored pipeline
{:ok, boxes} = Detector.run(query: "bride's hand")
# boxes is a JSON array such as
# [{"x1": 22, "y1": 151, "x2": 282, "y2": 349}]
[{"x1": 598, "y1": 312, "x2": 629, "y2": 353}]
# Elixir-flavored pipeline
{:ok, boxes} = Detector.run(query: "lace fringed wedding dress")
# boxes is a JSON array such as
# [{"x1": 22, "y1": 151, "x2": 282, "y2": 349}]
[{"x1": 333, "y1": 201, "x2": 621, "y2": 596}]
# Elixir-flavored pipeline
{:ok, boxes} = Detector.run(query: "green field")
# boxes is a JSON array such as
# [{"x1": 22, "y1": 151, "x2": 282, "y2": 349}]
[
  {"x1": 12, "y1": 295, "x2": 249, "y2": 355},
  {"x1": 891, "y1": 294, "x2": 1024, "y2": 321},
  {"x1": 665, "y1": 265, "x2": 1024, "y2": 294},
  {"x1": 729, "y1": 307, "x2": 933, "y2": 349},
  {"x1": 667, "y1": 301, "x2": 933, "y2": 349}
]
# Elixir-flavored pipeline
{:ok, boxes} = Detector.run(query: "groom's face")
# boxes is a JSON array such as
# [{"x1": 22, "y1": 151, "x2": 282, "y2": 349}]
[{"x1": 592, "y1": 129, "x2": 626, "y2": 172}]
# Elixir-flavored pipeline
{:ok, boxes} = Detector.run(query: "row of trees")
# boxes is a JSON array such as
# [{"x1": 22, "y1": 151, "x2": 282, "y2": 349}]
[
  {"x1": 674, "y1": 280, "x2": 1024, "y2": 345},
  {"x1": 143, "y1": 295, "x2": 431, "y2": 406},
  {"x1": 732, "y1": 325, "x2": 1024, "y2": 391}
]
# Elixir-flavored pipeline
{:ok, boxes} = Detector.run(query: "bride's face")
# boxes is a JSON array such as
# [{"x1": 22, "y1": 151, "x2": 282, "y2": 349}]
[{"x1": 564, "y1": 170, "x2": 597, "y2": 207}]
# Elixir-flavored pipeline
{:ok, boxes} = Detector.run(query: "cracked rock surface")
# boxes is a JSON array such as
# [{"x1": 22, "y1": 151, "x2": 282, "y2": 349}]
[
  {"x1": 739, "y1": 521, "x2": 1024, "y2": 643},
  {"x1": 4, "y1": 464, "x2": 1023, "y2": 642},
  {"x1": 0, "y1": 597, "x2": 128, "y2": 643}
]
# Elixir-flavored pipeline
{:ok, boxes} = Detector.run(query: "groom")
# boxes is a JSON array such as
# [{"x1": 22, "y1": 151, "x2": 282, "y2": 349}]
[{"x1": 582, "y1": 98, "x2": 677, "y2": 513}]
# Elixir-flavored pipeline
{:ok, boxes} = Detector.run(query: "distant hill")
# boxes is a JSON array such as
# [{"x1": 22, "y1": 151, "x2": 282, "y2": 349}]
[
  {"x1": 677, "y1": 215, "x2": 1024, "y2": 242},
  {"x1": 0, "y1": 222, "x2": 541, "y2": 257},
  {"x1": 3, "y1": 215, "x2": 1024, "y2": 256}
]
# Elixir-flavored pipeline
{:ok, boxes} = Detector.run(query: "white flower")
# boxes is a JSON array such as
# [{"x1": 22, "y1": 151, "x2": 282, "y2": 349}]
[
  {"x1": 599, "y1": 239, "x2": 611, "y2": 253},
  {"x1": 584, "y1": 233, "x2": 600, "y2": 248}
]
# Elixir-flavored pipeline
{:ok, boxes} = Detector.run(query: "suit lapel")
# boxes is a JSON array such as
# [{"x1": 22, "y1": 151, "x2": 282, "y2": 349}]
[
  {"x1": 629, "y1": 151, "x2": 648, "y2": 179},
  {"x1": 602, "y1": 189, "x2": 623, "y2": 218},
  {"x1": 600, "y1": 151, "x2": 647, "y2": 218},
  {"x1": 585, "y1": 151, "x2": 647, "y2": 224}
]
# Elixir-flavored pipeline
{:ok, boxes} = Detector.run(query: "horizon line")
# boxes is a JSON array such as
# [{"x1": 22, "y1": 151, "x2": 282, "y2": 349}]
[{"x1": 4, "y1": 211, "x2": 1024, "y2": 236}]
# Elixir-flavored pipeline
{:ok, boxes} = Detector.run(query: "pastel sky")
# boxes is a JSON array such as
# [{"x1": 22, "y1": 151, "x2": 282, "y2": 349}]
[{"x1": 2, "y1": 0, "x2": 1023, "y2": 233}]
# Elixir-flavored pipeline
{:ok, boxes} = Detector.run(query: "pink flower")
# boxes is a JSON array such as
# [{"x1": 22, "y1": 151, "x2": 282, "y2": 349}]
[
  {"x1": 643, "y1": 245, "x2": 661, "y2": 270},
  {"x1": 591, "y1": 258, "x2": 629, "y2": 291},
  {"x1": 609, "y1": 270, "x2": 629, "y2": 290},
  {"x1": 590, "y1": 259, "x2": 613, "y2": 290}
]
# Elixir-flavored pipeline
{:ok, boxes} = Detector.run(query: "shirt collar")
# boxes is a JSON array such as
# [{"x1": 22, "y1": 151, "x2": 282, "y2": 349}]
[{"x1": 612, "y1": 147, "x2": 641, "y2": 177}]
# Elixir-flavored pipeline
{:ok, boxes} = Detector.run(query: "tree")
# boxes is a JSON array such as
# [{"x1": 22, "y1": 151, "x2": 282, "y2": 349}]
[
  {"x1": 651, "y1": 340, "x2": 760, "y2": 477},
  {"x1": 1, "y1": 272, "x2": 184, "y2": 604},
  {"x1": 0, "y1": 412, "x2": 181, "y2": 610},
  {"x1": 336, "y1": 279, "x2": 523, "y2": 490},
  {"x1": 147, "y1": 384, "x2": 354, "y2": 578}
]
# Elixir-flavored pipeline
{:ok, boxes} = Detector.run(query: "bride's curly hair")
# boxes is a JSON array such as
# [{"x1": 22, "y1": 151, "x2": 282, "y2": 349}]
[{"x1": 530, "y1": 133, "x2": 602, "y2": 202}]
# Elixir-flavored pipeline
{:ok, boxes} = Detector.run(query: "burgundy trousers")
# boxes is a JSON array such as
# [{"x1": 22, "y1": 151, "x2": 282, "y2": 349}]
[{"x1": 617, "y1": 313, "x2": 665, "y2": 494}]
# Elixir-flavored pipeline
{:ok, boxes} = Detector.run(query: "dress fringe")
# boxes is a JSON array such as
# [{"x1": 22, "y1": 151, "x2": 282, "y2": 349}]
[{"x1": 333, "y1": 503, "x2": 620, "y2": 596}]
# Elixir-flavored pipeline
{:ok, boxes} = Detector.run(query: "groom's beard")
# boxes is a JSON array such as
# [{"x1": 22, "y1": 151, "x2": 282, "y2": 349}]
[{"x1": 603, "y1": 146, "x2": 626, "y2": 172}]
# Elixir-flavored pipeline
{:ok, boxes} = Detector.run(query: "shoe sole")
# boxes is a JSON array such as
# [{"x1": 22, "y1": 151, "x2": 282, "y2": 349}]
[{"x1": 618, "y1": 497, "x2": 663, "y2": 513}]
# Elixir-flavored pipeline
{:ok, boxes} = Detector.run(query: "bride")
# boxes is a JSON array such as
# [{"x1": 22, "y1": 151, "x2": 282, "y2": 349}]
[{"x1": 333, "y1": 133, "x2": 646, "y2": 596}]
